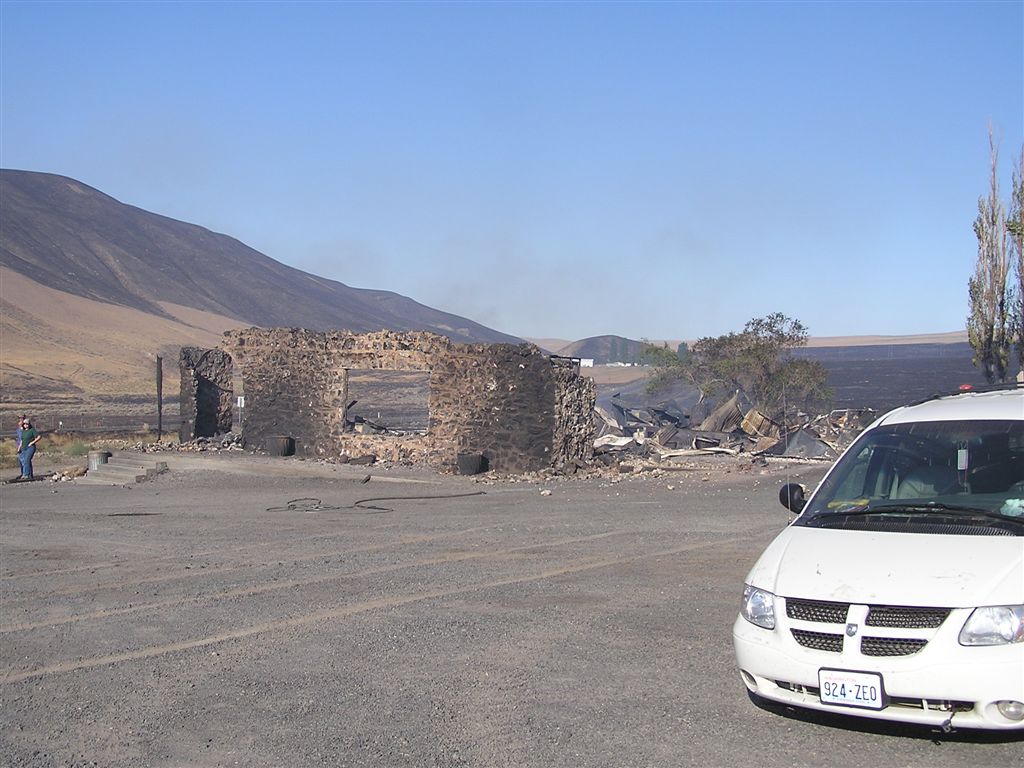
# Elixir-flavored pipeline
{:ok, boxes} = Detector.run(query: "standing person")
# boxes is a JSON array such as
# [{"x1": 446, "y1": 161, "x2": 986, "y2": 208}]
[
  {"x1": 14, "y1": 414, "x2": 25, "y2": 454},
  {"x1": 18, "y1": 417, "x2": 40, "y2": 480}
]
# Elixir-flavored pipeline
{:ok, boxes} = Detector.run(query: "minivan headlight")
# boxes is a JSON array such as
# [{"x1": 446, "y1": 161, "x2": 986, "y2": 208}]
[
  {"x1": 959, "y1": 605, "x2": 1024, "y2": 646},
  {"x1": 741, "y1": 584, "x2": 776, "y2": 629}
]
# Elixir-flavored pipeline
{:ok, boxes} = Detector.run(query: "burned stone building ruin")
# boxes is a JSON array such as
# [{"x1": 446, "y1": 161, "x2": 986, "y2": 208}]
[{"x1": 180, "y1": 329, "x2": 595, "y2": 473}]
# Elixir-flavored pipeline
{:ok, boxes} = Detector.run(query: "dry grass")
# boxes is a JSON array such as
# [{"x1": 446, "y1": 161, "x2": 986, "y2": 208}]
[
  {"x1": 2, "y1": 433, "x2": 96, "y2": 464},
  {"x1": 42, "y1": 433, "x2": 93, "y2": 456},
  {"x1": 580, "y1": 365, "x2": 650, "y2": 385},
  {"x1": 0, "y1": 438, "x2": 17, "y2": 469},
  {"x1": 1, "y1": 266, "x2": 237, "y2": 405},
  {"x1": 0, "y1": 429, "x2": 174, "y2": 469}
]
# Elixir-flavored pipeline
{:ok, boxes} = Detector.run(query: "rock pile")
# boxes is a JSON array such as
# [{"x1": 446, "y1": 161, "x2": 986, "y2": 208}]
[
  {"x1": 178, "y1": 433, "x2": 245, "y2": 452},
  {"x1": 92, "y1": 432, "x2": 245, "y2": 454},
  {"x1": 50, "y1": 466, "x2": 87, "y2": 482}
]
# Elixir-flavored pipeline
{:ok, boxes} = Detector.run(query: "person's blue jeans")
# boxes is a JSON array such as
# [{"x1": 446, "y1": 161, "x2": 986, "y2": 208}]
[{"x1": 19, "y1": 445, "x2": 35, "y2": 478}]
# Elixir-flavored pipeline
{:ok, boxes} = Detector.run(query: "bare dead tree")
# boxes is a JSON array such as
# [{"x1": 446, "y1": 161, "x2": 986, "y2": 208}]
[
  {"x1": 967, "y1": 128, "x2": 1012, "y2": 383},
  {"x1": 1008, "y1": 148, "x2": 1024, "y2": 377}
]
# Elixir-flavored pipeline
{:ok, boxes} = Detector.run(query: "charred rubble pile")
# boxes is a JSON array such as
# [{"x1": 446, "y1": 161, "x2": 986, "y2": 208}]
[
  {"x1": 593, "y1": 380, "x2": 874, "y2": 466},
  {"x1": 94, "y1": 432, "x2": 246, "y2": 454},
  {"x1": 174, "y1": 432, "x2": 246, "y2": 453}
]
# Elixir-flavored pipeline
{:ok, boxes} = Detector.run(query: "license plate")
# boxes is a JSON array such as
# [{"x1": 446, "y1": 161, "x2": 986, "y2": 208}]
[{"x1": 818, "y1": 668, "x2": 885, "y2": 710}]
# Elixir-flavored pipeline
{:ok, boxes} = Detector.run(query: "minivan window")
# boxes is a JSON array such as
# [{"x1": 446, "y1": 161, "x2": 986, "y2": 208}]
[{"x1": 797, "y1": 419, "x2": 1024, "y2": 532}]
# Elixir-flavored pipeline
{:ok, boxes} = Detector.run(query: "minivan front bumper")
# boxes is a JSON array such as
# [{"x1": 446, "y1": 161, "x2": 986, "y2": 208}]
[{"x1": 733, "y1": 610, "x2": 1024, "y2": 730}]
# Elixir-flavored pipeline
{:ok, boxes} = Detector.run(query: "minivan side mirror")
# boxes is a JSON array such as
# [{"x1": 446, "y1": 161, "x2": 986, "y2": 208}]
[{"x1": 779, "y1": 483, "x2": 807, "y2": 514}]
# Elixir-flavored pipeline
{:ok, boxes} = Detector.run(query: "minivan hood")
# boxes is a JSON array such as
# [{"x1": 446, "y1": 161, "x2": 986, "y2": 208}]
[{"x1": 747, "y1": 526, "x2": 1024, "y2": 607}]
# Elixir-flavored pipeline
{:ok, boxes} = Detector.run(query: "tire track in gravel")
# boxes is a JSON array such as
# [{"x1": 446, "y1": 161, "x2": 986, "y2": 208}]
[
  {"x1": 0, "y1": 531, "x2": 626, "y2": 633},
  {"x1": 0, "y1": 528, "x2": 777, "y2": 684},
  {"x1": 0, "y1": 506, "x2": 503, "y2": 580},
  {"x1": 0, "y1": 491, "x2": 575, "y2": 581},
  {"x1": 0, "y1": 521, "x2": 472, "y2": 580},
  {"x1": 0, "y1": 525, "x2": 502, "y2": 602}
]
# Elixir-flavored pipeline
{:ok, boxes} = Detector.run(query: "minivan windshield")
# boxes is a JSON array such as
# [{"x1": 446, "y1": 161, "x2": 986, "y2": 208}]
[{"x1": 797, "y1": 419, "x2": 1024, "y2": 531}]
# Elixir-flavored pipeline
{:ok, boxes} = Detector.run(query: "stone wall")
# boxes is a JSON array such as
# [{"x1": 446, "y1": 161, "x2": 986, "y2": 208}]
[
  {"x1": 178, "y1": 347, "x2": 234, "y2": 439},
  {"x1": 180, "y1": 328, "x2": 595, "y2": 473},
  {"x1": 552, "y1": 360, "x2": 599, "y2": 469}
]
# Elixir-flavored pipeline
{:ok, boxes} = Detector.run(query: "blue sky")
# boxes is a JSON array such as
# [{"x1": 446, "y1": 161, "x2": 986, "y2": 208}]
[{"x1": 2, "y1": 1, "x2": 1022, "y2": 342}]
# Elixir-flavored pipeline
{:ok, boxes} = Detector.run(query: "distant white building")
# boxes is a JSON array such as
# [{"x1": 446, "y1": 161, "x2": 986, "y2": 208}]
[{"x1": 580, "y1": 358, "x2": 594, "y2": 367}]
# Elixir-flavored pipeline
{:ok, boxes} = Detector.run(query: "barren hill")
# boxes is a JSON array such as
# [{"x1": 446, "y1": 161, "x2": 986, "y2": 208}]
[
  {"x1": 556, "y1": 335, "x2": 647, "y2": 364},
  {"x1": 0, "y1": 170, "x2": 519, "y2": 423},
  {"x1": 0, "y1": 170, "x2": 518, "y2": 342}
]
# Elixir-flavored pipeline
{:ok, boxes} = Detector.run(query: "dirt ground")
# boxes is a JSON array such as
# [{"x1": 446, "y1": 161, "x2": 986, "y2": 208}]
[{"x1": 1, "y1": 453, "x2": 1021, "y2": 767}]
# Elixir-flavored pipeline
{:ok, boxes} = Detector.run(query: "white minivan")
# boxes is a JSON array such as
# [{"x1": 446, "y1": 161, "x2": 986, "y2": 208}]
[{"x1": 733, "y1": 385, "x2": 1024, "y2": 730}]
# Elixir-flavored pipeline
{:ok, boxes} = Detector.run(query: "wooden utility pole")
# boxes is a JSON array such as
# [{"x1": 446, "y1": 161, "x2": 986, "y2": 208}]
[{"x1": 156, "y1": 355, "x2": 163, "y2": 439}]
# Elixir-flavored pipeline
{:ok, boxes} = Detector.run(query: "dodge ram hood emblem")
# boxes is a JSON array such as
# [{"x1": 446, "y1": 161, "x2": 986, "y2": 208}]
[{"x1": 846, "y1": 623, "x2": 859, "y2": 637}]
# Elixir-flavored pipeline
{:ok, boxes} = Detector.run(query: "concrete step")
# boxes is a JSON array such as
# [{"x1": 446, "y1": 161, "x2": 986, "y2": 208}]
[
  {"x1": 108, "y1": 452, "x2": 167, "y2": 471},
  {"x1": 76, "y1": 469, "x2": 149, "y2": 485},
  {"x1": 79, "y1": 452, "x2": 169, "y2": 485},
  {"x1": 106, "y1": 459, "x2": 165, "y2": 478}
]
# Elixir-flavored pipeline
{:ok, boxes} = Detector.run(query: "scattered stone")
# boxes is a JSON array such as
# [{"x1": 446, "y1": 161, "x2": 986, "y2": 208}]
[
  {"x1": 50, "y1": 465, "x2": 87, "y2": 482},
  {"x1": 344, "y1": 454, "x2": 377, "y2": 466},
  {"x1": 92, "y1": 432, "x2": 244, "y2": 454}
]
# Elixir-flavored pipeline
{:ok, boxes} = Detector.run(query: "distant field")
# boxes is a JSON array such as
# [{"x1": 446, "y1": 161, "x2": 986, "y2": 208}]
[
  {"x1": 822, "y1": 356, "x2": 987, "y2": 412},
  {"x1": 579, "y1": 366, "x2": 649, "y2": 386},
  {"x1": 586, "y1": 342, "x2": 999, "y2": 415},
  {"x1": 798, "y1": 342, "x2": 990, "y2": 412},
  {"x1": 530, "y1": 331, "x2": 970, "y2": 357}
]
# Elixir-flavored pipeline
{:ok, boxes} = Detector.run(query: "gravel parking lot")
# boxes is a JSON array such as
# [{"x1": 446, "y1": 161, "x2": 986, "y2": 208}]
[{"x1": 1, "y1": 454, "x2": 1021, "y2": 767}]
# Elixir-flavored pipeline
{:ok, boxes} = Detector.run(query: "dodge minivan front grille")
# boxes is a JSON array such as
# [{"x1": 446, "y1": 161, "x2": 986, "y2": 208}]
[
  {"x1": 791, "y1": 629, "x2": 844, "y2": 653},
  {"x1": 784, "y1": 597, "x2": 950, "y2": 659},
  {"x1": 860, "y1": 637, "x2": 929, "y2": 656},
  {"x1": 865, "y1": 605, "x2": 950, "y2": 629},
  {"x1": 786, "y1": 599, "x2": 850, "y2": 624}
]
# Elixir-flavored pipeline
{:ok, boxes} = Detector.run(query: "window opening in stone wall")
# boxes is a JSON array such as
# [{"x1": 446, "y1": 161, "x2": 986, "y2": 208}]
[{"x1": 344, "y1": 369, "x2": 431, "y2": 435}]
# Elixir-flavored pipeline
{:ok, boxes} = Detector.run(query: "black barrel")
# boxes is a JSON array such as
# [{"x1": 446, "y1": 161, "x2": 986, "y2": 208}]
[
  {"x1": 265, "y1": 435, "x2": 295, "y2": 457},
  {"x1": 456, "y1": 453, "x2": 488, "y2": 475}
]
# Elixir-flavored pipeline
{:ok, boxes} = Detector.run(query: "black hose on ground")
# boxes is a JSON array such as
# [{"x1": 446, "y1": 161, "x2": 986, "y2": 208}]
[{"x1": 265, "y1": 491, "x2": 486, "y2": 514}]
